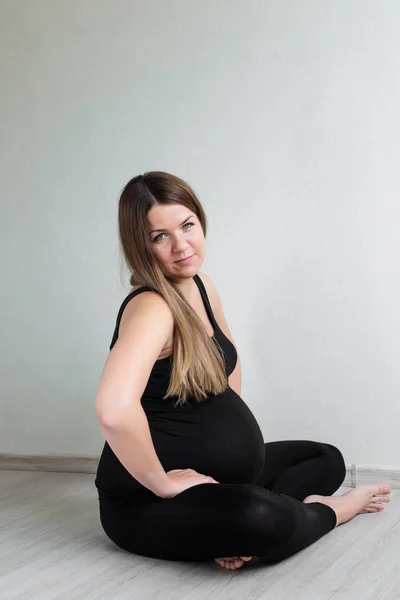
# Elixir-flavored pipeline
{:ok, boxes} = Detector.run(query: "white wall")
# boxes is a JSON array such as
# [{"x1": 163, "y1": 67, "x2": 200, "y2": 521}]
[{"x1": 1, "y1": 0, "x2": 399, "y2": 465}]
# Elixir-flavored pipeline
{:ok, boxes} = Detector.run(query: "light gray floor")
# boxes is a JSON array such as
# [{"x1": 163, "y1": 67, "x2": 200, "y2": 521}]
[{"x1": 1, "y1": 470, "x2": 399, "y2": 600}]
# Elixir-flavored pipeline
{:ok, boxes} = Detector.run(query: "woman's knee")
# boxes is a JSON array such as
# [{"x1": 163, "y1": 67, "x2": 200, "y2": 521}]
[
  {"x1": 229, "y1": 485, "x2": 296, "y2": 542},
  {"x1": 322, "y1": 443, "x2": 347, "y2": 486}
]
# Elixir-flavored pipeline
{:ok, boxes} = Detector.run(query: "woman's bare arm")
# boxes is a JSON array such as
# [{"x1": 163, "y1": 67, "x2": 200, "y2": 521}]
[{"x1": 95, "y1": 292, "x2": 175, "y2": 497}]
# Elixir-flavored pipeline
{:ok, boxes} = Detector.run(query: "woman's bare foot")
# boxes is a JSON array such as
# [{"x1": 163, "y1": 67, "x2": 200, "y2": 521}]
[
  {"x1": 214, "y1": 556, "x2": 252, "y2": 570},
  {"x1": 303, "y1": 483, "x2": 391, "y2": 526}
]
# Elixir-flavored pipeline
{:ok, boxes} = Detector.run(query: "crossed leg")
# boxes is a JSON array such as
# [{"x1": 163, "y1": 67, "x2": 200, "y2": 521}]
[
  {"x1": 215, "y1": 439, "x2": 346, "y2": 570},
  {"x1": 215, "y1": 441, "x2": 391, "y2": 570}
]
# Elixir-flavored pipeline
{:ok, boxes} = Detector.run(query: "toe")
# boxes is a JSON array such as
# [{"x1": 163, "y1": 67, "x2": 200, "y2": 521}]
[
  {"x1": 369, "y1": 502, "x2": 384, "y2": 509},
  {"x1": 363, "y1": 503, "x2": 384, "y2": 512}
]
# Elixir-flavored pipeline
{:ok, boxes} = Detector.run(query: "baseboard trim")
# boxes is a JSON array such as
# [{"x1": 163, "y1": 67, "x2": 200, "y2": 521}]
[
  {"x1": 1, "y1": 454, "x2": 400, "y2": 489},
  {"x1": 0, "y1": 453, "x2": 99, "y2": 474},
  {"x1": 344, "y1": 464, "x2": 400, "y2": 489}
]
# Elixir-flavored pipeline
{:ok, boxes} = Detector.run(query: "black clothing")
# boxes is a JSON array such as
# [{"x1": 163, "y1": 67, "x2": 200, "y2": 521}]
[
  {"x1": 95, "y1": 274, "x2": 345, "y2": 561},
  {"x1": 95, "y1": 274, "x2": 265, "y2": 497}
]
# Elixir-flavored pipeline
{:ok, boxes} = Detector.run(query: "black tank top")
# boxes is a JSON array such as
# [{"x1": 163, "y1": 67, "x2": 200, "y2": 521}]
[{"x1": 95, "y1": 274, "x2": 265, "y2": 499}]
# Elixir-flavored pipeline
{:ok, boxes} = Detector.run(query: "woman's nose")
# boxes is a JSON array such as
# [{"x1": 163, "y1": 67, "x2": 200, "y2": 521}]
[{"x1": 172, "y1": 233, "x2": 189, "y2": 252}]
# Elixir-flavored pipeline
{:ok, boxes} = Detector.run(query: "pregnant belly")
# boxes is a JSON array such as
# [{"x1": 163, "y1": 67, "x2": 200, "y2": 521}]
[{"x1": 147, "y1": 387, "x2": 265, "y2": 485}]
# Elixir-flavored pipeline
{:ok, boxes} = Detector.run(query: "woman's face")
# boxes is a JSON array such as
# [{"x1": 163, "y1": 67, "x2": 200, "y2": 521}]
[{"x1": 146, "y1": 203, "x2": 205, "y2": 282}]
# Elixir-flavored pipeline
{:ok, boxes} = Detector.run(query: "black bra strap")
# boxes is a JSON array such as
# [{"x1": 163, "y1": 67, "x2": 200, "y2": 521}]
[{"x1": 193, "y1": 274, "x2": 218, "y2": 330}]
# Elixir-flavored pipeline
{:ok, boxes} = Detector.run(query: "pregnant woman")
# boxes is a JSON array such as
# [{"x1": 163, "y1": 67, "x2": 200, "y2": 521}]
[{"x1": 94, "y1": 171, "x2": 391, "y2": 570}]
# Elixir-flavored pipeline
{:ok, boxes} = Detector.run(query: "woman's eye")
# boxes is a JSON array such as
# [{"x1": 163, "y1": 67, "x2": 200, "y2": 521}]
[
  {"x1": 153, "y1": 233, "x2": 165, "y2": 243},
  {"x1": 153, "y1": 222, "x2": 194, "y2": 243}
]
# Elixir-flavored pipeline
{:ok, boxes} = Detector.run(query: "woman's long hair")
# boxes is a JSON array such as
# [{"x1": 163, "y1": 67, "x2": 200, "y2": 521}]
[{"x1": 118, "y1": 171, "x2": 228, "y2": 407}]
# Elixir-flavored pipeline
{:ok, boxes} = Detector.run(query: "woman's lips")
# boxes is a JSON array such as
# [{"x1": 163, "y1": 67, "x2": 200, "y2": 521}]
[{"x1": 175, "y1": 254, "x2": 194, "y2": 264}]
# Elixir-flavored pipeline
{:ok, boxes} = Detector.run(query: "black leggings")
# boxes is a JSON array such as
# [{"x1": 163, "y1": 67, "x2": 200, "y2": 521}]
[{"x1": 98, "y1": 440, "x2": 346, "y2": 562}]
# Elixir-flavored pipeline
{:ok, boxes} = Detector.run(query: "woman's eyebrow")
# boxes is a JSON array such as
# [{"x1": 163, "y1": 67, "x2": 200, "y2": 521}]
[{"x1": 149, "y1": 215, "x2": 195, "y2": 234}]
